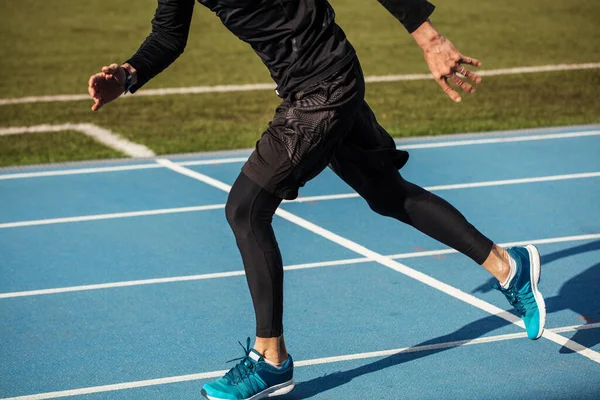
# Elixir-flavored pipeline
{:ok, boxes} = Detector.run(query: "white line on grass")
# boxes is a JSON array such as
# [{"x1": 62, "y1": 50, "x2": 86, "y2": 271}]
[
  {"x1": 365, "y1": 63, "x2": 600, "y2": 83},
  {"x1": 1, "y1": 63, "x2": 599, "y2": 106},
  {"x1": 4, "y1": 322, "x2": 599, "y2": 400},
  {"x1": 2, "y1": 171, "x2": 598, "y2": 229},
  {"x1": 0, "y1": 124, "x2": 155, "y2": 158},
  {"x1": 2, "y1": 128, "x2": 599, "y2": 180},
  {"x1": 1, "y1": 233, "x2": 598, "y2": 299},
  {"x1": 156, "y1": 160, "x2": 600, "y2": 364}
]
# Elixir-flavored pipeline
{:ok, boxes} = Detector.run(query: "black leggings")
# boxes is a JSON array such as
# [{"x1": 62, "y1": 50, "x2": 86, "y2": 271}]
[{"x1": 226, "y1": 171, "x2": 493, "y2": 338}]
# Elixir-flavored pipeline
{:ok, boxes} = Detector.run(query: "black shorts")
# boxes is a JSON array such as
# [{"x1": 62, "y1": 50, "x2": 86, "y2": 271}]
[{"x1": 242, "y1": 58, "x2": 409, "y2": 200}]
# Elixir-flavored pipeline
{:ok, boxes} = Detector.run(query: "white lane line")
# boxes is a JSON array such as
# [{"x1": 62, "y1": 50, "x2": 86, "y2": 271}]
[
  {"x1": 0, "y1": 124, "x2": 155, "y2": 158},
  {"x1": 0, "y1": 204, "x2": 225, "y2": 229},
  {"x1": 179, "y1": 157, "x2": 250, "y2": 166},
  {"x1": 400, "y1": 130, "x2": 600, "y2": 149},
  {"x1": 157, "y1": 161, "x2": 600, "y2": 364},
  {"x1": 0, "y1": 257, "x2": 368, "y2": 299},
  {"x1": 423, "y1": 171, "x2": 600, "y2": 191},
  {"x1": 387, "y1": 233, "x2": 600, "y2": 259},
  {"x1": 4, "y1": 322, "x2": 599, "y2": 400},
  {"x1": 155, "y1": 159, "x2": 232, "y2": 191},
  {"x1": 287, "y1": 171, "x2": 600, "y2": 204},
  {"x1": 0, "y1": 164, "x2": 162, "y2": 180},
  {"x1": 275, "y1": 209, "x2": 600, "y2": 364},
  {"x1": 1, "y1": 63, "x2": 599, "y2": 106},
  {"x1": 2, "y1": 171, "x2": 599, "y2": 229},
  {"x1": 1, "y1": 128, "x2": 599, "y2": 180},
  {"x1": 1, "y1": 233, "x2": 598, "y2": 300}
]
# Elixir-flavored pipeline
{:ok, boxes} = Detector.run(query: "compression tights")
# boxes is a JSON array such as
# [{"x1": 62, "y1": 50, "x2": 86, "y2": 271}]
[{"x1": 225, "y1": 172, "x2": 493, "y2": 338}]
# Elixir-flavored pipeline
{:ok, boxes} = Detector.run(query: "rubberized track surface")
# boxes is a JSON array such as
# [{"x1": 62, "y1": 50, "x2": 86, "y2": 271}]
[{"x1": 1, "y1": 125, "x2": 599, "y2": 399}]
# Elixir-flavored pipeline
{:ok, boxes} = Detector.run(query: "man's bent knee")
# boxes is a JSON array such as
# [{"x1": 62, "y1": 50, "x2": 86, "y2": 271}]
[{"x1": 225, "y1": 194, "x2": 251, "y2": 233}]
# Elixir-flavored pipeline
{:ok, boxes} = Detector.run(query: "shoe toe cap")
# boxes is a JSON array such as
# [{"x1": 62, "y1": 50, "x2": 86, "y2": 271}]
[
  {"x1": 523, "y1": 308, "x2": 542, "y2": 339},
  {"x1": 201, "y1": 379, "x2": 241, "y2": 400}
]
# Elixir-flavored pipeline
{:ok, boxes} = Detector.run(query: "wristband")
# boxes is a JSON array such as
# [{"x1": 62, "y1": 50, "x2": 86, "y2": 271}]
[{"x1": 122, "y1": 66, "x2": 134, "y2": 94}]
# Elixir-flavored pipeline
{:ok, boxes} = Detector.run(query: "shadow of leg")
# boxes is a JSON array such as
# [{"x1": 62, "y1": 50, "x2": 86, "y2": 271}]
[{"x1": 286, "y1": 314, "x2": 511, "y2": 399}]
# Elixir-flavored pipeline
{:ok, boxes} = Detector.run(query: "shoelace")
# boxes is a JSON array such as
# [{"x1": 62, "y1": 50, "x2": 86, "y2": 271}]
[
  {"x1": 495, "y1": 283, "x2": 536, "y2": 316},
  {"x1": 224, "y1": 338, "x2": 256, "y2": 384}
]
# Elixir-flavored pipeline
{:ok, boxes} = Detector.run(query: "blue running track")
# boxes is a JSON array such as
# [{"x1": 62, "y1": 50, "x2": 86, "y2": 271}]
[{"x1": 1, "y1": 125, "x2": 599, "y2": 399}]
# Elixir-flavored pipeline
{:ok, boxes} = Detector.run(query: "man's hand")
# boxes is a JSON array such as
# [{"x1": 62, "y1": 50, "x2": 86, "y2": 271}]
[
  {"x1": 88, "y1": 64, "x2": 129, "y2": 111},
  {"x1": 412, "y1": 21, "x2": 482, "y2": 103}
]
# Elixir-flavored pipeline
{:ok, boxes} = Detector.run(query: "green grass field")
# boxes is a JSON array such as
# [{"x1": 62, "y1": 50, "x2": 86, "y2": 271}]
[{"x1": 0, "y1": 0, "x2": 599, "y2": 166}]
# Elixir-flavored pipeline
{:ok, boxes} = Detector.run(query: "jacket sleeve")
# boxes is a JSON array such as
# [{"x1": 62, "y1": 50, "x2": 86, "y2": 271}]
[
  {"x1": 375, "y1": 0, "x2": 435, "y2": 33},
  {"x1": 125, "y1": 0, "x2": 195, "y2": 93}
]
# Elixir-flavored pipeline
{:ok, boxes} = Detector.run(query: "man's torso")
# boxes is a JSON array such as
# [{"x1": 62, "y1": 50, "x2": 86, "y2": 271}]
[{"x1": 197, "y1": 0, "x2": 356, "y2": 96}]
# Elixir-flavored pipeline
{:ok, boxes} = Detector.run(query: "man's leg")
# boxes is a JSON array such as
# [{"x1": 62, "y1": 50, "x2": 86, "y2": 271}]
[
  {"x1": 225, "y1": 171, "x2": 288, "y2": 363},
  {"x1": 330, "y1": 101, "x2": 546, "y2": 339},
  {"x1": 202, "y1": 60, "x2": 365, "y2": 399},
  {"x1": 201, "y1": 172, "x2": 295, "y2": 400}
]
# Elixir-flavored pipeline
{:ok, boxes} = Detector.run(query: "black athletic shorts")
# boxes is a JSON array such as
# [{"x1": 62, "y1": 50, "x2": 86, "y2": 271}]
[{"x1": 242, "y1": 57, "x2": 409, "y2": 200}]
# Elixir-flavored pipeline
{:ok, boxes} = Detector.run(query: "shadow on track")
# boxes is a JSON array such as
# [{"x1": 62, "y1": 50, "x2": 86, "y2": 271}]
[{"x1": 283, "y1": 241, "x2": 600, "y2": 399}]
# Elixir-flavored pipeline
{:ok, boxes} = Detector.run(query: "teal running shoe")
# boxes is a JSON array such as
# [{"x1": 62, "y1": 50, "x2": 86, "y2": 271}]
[
  {"x1": 495, "y1": 245, "x2": 546, "y2": 339},
  {"x1": 201, "y1": 338, "x2": 294, "y2": 400}
]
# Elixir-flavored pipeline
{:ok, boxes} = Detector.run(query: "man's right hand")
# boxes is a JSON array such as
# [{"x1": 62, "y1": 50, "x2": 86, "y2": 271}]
[
  {"x1": 88, "y1": 63, "x2": 128, "y2": 111},
  {"x1": 411, "y1": 21, "x2": 482, "y2": 103}
]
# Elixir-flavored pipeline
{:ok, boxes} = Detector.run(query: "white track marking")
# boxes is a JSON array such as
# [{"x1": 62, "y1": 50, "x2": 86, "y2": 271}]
[
  {"x1": 1, "y1": 233, "x2": 598, "y2": 299},
  {"x1": 0, "y1": 258, "x2": 368, "y2": 299},
  {"x1": 0, "y1": 124, "x2": 154, "y2": 158},
  {"x1": 400, "y1": 130, "x2": 600, "y2": 149},
  {"x1": 0, "y1": 271, "x2": 247, "y2": 299},
  {"x1": 155, "y1": 159, "x2": 232, "y2": 191},
  {"x1": 4, "y1": 323, "x2": 599, "y2": 400},
  {"x1": 286, "y1": 193, "x2": 359, "y2": 203},
  {"x1": 178, "y1": 157, "x2": 250, "y2": 166},
  {"x1": 0, "y1": 164, "x2": 161, "y2": 180},
  {"x1": 286, "y1": 171, "x2": 600, "y2": 204},
  {"x1": 424, "y1": 171, "x2": 600, "y2": 191},
  {"x1": 1, "y1": 128, "x2": 599, "y2": 180},
  {"x1": 1, "y1": 63, "x2": 599, "y2": 106},
  {"x1": 2, "y1": 171, "x2": 598, "y2": 229},
  {"x1": 276, "y1": 210, "x2": 600, "y2": 363},
  {"x1": 387, "y1": 233, "x2": 600, "y2": 259},
  {"x1": 155, "y1": 162, "x2": 600, "y2": 364},
  {"x1": 0, "y1": 204, "x2": 225, "y2": 229}
]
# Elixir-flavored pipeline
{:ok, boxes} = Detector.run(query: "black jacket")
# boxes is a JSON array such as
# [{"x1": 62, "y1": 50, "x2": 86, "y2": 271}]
[{"x1": 126, "y1": 0, "x2": 434, "y2": 96}]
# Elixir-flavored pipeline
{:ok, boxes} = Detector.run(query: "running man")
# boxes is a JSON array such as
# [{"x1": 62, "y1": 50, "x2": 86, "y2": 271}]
[{"x1": 88, "y1": 1, "x2": 546, "y2": 399}]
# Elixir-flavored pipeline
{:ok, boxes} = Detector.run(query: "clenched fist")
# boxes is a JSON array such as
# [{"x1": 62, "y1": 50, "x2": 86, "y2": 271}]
[{"x1": 88, "y1": 63, "x2": 130, "y2": 111}]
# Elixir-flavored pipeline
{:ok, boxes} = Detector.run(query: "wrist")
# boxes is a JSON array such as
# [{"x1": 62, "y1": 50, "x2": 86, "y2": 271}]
[
  {"x1": 411, "y1": 20, "x2": 442, "y2": 50},
  {"x1": 121, "y1": 63, "x2": 138, "y2": 85}
]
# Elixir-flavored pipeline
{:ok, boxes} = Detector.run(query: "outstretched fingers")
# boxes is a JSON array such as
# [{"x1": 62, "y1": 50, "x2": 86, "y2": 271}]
[
  {"x1": 450, "y1": 74, "x2": 475, "y2": 94},
  {"x1": 459, "y1": 55, "x2": 482, "y2": 68},
  {"x1": 436, "y1": 77, "x2": 461, "y2": 103},
  {"x1": 455, "y1": 65, "x2": 482, "y2": 85}
]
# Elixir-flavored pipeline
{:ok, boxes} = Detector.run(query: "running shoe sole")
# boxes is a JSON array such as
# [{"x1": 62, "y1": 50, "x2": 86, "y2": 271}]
[
  {"x1": 525, "y1": 244, "x2": 546, "y2": 340},
  {"x1": 201, "y1": 379, "x2": 295, "y2": 400}
]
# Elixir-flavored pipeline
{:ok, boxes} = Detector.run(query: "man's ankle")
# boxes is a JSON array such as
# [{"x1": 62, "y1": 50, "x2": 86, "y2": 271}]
[
  {"x1": 263, "y1": 350, "x2": 289, "y2": 365},
  {"x1": 483, "y1": 244, "x2": 512, "y2": 283},
  {"x1": 254, "y1": 335, "x2": 288, "y2": 363}
]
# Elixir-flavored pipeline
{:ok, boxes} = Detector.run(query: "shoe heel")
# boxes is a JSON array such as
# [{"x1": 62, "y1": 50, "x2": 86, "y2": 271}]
[
  {"x1": 267, "y1": 379, "x2": 295, "y2": 398},
  {"x1": 525, "y1": 244, "x2": 541, "y2": 284},
  {"x1": 525, "y1": 244, "x2": 546, "y2": 339}
]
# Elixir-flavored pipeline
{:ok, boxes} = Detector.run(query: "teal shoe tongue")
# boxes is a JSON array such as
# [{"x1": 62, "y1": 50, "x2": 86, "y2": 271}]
[{"x1": 249, "y1": 349, "x2": 263, "y2": 363}]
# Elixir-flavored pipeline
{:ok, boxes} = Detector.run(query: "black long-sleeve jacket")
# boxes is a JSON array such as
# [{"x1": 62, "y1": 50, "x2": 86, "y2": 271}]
[{"x1": 126, "y1": 0, "x2": 435, "y2": 96}]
